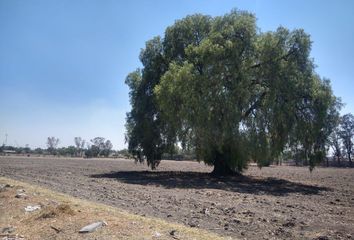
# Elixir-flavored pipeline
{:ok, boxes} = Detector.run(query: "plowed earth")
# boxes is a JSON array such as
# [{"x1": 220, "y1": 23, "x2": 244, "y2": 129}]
[{"x1": 1, "y1": 157, "x2": 353, "y2": 239}]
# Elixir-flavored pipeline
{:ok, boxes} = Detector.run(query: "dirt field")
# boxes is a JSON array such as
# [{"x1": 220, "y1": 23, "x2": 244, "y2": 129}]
[
  {"x1": 1, "y1": 156, "x2": 353, "y2": 239},
  {"x1": 0, "y1": 177, "x2": 225, "y2": 240}
]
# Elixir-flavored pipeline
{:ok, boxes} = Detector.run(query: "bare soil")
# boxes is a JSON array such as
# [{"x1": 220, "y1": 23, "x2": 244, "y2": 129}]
[
  {"x1": 1, "y1": 156, "x2": 353, "y2": 239},
  {"x1": 0, "y1": 177, "x2": 224, "y2": 240}
]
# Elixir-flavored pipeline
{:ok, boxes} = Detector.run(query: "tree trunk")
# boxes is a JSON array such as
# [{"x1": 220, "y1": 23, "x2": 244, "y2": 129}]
[
  {"x1": 211, "y1": 154, "x2": 238, "y2": 176},
  {"x1": 349, "y1": 154, "x2": 352, "y2": 167}
]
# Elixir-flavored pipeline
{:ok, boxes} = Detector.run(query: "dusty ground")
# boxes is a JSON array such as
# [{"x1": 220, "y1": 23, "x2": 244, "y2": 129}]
[
  {"x1": 0, "y1": 156, "x2": 353, "y2": 239},
  {"x1": 0, "y1": 177, "x2": 225, "y2": 240}
]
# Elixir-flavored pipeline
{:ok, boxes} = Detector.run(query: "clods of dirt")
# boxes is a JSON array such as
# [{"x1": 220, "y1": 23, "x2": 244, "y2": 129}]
[{"x1": 1, "y1": 157, "x2": 354, "y2": 239}]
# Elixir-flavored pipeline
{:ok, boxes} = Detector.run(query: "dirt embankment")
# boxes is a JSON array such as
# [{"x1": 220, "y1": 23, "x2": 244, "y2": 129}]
[
  {"x1": 1, "y1": 157, "x2": 354, "y2": 239},
  {"x1": 0, "y1": 177, "x2": 226, "y2": 240}
]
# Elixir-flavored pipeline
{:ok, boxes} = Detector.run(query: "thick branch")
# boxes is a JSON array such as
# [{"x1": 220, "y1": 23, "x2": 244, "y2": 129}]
[{"x1": 242, "y1": 91, "x2": 267, "y2": 119}]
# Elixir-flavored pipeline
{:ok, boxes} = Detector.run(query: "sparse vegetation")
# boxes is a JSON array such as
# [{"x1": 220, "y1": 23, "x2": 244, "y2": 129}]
[{"x1": 0, "y1": 176, "x2": 225, "y2": 240}]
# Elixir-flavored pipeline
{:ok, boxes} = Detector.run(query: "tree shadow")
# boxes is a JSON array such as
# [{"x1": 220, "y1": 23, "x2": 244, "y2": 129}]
[{"x1": 90, "y1": 171, "x2": 329, "y2": 196}]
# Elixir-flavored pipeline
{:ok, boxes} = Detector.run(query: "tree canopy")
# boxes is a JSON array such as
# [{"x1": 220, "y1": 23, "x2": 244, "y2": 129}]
[
  {"x1": 46, "y1": 136, "x2": 60, "y2": 155},
  {"x1": 86, "y1": 137, "x2": 113, "y2": 158},
  {"x1": 339, "y1": 113, "x2": 354, "y2": 165},
  {"x1": 125, "y1": 9, "x2": 340, "y2": 175}
]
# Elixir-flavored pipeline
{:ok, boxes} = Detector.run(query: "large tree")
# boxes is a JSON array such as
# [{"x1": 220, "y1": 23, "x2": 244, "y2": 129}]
[
  {"x1": 74, "y1": 137, "x2": 86, "y2": 157},
  {"x1": 339, "y1": 113, "x2": 354, "y2": 166},
  {"x1": 86, "y1": 137, "x2": 113, "y2": 158},
  {"x1": 125, "y1": 10, "x2": 340, "y2": 175},
  {"x1": 328, "y1": 127, "x2": 343, "y2": 166},
  {"x1": 46, "y1": 136, "x2": 60, "y2": 155}
]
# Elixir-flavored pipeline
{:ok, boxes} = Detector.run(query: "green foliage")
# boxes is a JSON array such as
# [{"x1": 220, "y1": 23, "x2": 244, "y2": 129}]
[
  {"x1": 85, "y1": 137, "x2": 113, "y2": 158},
  {"x1": 125, "y1": 37, "x2": 171, "y2": 169},
  {"x1": 74, "y1": 137, "x2": 86, "y2": 157},
  {"x1": 34, "y1": 148, "x2": 44, "y2": 154},
  {"x1": 339, "y1": 113, "x2": 354, "y2": 164},
  {"x1": 85, "y1": 145, "x2": 100, "y2": 158},
  {"x1": 125, "y1": 9, "x2": 340, "y2": 174},
  {"x1": 117, "y1": 148, "x2": 132, "y2": 158},
  {"x1": 58, "y1": 146, "x2": 76, "y2": 157}
]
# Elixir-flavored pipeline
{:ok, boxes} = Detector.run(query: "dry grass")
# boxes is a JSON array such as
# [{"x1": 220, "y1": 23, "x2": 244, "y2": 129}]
[
  {"x1": 0, "y1": 177, "x2": 230, "y2": 240},
  {"x1": 36, "y1": 204, "x2": 75, "y2": 220}
]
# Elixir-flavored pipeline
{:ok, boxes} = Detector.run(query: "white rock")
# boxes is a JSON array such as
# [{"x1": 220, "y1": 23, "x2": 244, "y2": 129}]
[
  {"x1": 154, "y1": 231, "x2": 162, "y2": 237},
  {"x1": 79, "y1": 221, "x2": 107, "y2": 233},
  {"x1": 25, "y1": 205, "x2": 41, "y2": 212}
]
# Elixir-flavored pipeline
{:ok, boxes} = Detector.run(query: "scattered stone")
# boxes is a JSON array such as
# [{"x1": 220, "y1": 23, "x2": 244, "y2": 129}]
[
  {"x1": 232, "y1": 218, "x2": 241, "y2": 224},
  {"x1": 15, "y1": 193, "x2": 28, "y2": 199},
  {"x1": 313, "y1": 236, "x2": 329, "y2": 240},
  {"x1": 224, "y1": 223, "x2": 229, "y2": 230},
  {"x1": 282, "y1": 220, "x2": 296, "y2": 228},
  {"x1": 1, "y1": 234, "x2": 24, "y2": 240},
  {"x1": 242, "y1": 210, "x2": 255, "y2": 217},
  {"x1": 201, "y1": 208, "x2": 210, "y2": 215},
  {"x1": 79, "y1": 221, "x2": 107, "y2": 233},
  {"x1": 0, "y1": 184, "x2": 13, "y2": 191},
  {"x1": 1, "y1": 226, "x2": 16, "y2": 234},
  {"x1": 25, "y1": 205, "x2": 41, "y2": 212},
  {"x1": 153, "y1": 231, "x2": 162, "y2": 237},
  {"x1": 0, "y1": 184, "x2": 13, "y2": 189},
  {"x1": 188, "y1": 222, "x2": 198, "y2": 228},
  {"x1": 275, "y1": 227, "x2": 285, "y2": 236},
  {"x1": 170, "y1": 230, "x2": 177, "y2": 236}
]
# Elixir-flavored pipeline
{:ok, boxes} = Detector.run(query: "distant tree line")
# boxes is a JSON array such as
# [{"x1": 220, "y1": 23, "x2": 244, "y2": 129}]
[
  {"x1": 326, "y1": 113, "x2": 354, "y2": 167},
  {"x1": 1, "y1": 117, "x2": 352, "y2": 166},
  {"x1": 0, "y1": 136, "x2": 131, "y2": 159}
]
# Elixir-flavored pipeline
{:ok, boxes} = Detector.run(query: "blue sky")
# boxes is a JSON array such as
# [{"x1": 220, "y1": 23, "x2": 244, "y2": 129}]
[{"x1": 1, "y1": 0, "x2": 353, "y2": 149}]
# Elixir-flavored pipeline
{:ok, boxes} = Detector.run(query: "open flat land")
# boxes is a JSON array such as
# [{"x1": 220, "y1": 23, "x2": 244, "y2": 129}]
[{"x1": 1, "y1": 156, "x2": 354, "y2": 239}]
